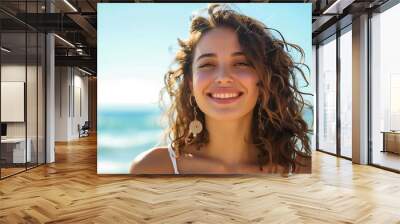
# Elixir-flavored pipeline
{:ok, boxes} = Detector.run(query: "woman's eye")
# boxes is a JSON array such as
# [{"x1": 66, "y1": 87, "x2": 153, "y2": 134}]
[
  {"x1": 199, "y1": 63, "x2": 214, "y2": 68},
  {"x1": 234, "y1": 62, "x2": 250, "y2": 67}
]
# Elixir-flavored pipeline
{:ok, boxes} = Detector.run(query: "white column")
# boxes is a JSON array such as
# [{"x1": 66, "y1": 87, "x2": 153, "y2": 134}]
[
  {"x1": 46, "y1": 33, "x2": 55, "y2": 163},
  {"x1": 46, "y1": 1, "x2": 55, "y2": 163},
  {"x1": 352, "y1": 14, "x2": 369, "y2": 164}
]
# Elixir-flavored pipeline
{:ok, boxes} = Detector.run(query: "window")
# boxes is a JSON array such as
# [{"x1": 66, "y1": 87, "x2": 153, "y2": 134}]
[
  {"x1": 339, "y1": 27, "x2": 352, "y2": 158},
  {"x1": 317, "y1": 35, "x2": 337, "y2": 154},
  {"x1": 370, "y1": 3, "x2": 400, "y2": 171}
]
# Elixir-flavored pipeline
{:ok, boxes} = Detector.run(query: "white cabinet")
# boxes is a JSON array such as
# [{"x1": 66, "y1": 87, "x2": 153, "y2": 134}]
[{"x1": 1, "y1": 138, "x2": 32, "y2": 163}]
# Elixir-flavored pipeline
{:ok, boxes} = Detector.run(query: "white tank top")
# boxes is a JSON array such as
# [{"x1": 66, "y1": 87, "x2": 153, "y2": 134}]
[{"x1": 167, "y1": 144, "x2": 179, "y2": 174}]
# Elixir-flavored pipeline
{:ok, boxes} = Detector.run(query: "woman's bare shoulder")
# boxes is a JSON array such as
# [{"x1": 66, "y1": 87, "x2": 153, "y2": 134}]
[{"x1": 129, "y1": 147, "x2": 174, "y2": 174}]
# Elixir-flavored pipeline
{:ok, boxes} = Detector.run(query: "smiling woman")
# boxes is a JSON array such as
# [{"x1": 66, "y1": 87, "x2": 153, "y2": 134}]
[{"x1": 130, "y1": 4, "x2": 312, "y2": 175}]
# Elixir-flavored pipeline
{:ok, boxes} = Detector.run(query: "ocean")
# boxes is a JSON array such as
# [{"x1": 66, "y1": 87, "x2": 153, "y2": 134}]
[
  {"x1": 98, "y1": 106, "x2": 165, "y2": 174},
  {"x1": 98, "y1": 105, "x2": 314, "y2": 174}
]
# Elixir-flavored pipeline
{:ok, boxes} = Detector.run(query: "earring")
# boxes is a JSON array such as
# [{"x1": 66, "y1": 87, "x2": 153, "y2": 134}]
[{"x1": 186, "y1": 95, "x2": 203, "y2": 144}]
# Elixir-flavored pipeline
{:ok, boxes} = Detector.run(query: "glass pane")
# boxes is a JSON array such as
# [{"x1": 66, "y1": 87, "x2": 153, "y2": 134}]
[
  {"x1": 1, "y1": 31, "x2": 27, "y2": 177},
  {"x1": 318, "y1": 36, "x2": 337, "y2": 154},
  {"x1": 27, "y1": 31, "x2": 38, "y2": 169},
  {"x1": 371, "y1": 4, "x2": 400, "y2": 171},
  {"x1": 340, "y1": 29, "x2": 352, "y2": 158},
  {"x1": 26, "y1": 0, "x2": 38, "y2": 169}
]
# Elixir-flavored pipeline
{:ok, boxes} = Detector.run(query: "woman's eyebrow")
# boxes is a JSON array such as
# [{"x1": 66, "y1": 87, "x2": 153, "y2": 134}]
[
  {"x1": 196, "y1": 53, "x2": 216, "y2": 62},
  {"x1": 195, "y1": 52, "x2": 245, "y2": 62},
  {"x1": 231, "y1": 52, "x2": 245, "y2": 57}
]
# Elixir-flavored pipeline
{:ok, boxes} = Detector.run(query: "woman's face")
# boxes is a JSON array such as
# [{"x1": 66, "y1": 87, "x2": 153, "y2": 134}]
[{"x1": 191, "y1": 27, "x2": 260, "y2": 121}]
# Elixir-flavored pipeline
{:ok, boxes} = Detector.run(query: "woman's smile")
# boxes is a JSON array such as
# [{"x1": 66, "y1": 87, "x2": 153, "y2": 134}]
[{"x1": 206, "y1": 88, "x2": 244, "y2": 105}]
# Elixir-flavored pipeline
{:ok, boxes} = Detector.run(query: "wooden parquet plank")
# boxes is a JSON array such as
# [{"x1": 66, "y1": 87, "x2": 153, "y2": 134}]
[{"x1": 0, "y1": 134, "x2": 400, "y2": 223}]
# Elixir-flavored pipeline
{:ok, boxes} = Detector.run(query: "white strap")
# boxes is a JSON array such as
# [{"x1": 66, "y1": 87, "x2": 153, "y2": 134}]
[{"x1": 167, "y1": 145, "x2": 179, "y2": 174}]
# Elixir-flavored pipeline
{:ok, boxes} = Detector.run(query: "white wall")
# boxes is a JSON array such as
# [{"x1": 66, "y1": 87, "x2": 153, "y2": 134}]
[
  {"x1": 55, "y1": 66, "x2": 69, "y2": 141},
  {"x1": 55, "y1": 67, "x2": 89, "y2": 141},
  {"x1": 1, "y1": 82, "x2": 25, "y2": 122},
  {"x1": 72, "y1": 73, "x2": 89, "y2": 138},
  {"x1": 1, "y1": 65, "x2": 26, "y2": 132}
]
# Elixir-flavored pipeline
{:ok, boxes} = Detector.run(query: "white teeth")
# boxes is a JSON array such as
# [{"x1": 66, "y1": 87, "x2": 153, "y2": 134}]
[{"x1": 211, "y1": 93, "x2": 239, "y2": 99}]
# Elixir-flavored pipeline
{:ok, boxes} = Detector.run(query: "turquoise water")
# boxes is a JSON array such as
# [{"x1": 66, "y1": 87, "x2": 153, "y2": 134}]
[
  {"x1": 97, "y1": 106, "x2": 165, "y2": 174},
  {"x1": 98, "y1": 105, "x2": 314, "y2": 174}
]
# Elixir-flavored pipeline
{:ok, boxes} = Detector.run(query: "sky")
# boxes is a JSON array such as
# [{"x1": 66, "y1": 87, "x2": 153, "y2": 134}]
[{"x1": 98, "y1": 3, "x2": 312, "y2": 108}]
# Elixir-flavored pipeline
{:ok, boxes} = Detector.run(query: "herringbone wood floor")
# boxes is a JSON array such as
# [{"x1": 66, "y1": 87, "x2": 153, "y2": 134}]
[{"x1": 0, "y1": 134, "x2": 400, "y2": 224}]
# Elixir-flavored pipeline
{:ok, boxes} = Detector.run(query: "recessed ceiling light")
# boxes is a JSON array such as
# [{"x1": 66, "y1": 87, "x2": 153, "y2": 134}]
[
  {"x1": 322, "y1": 0, "x2": 354, "y2": 15},
  {"x1": 54, "y1": 34, "x2": 75, "y2": 48},
  {"x1": 63, "y1": 0, "x2": 78, "y2": 12},
  {"x1": 1, "y1": 47, "x2": 11, "y2": 53},
  {"x1": 78, "y1": 67, "x2": 93, "y2": 76}
]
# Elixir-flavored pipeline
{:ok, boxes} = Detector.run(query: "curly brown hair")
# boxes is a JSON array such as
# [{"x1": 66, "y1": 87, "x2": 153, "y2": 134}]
[{"x1": 160, "y1": 4, "x2": 312, "y2": 173}]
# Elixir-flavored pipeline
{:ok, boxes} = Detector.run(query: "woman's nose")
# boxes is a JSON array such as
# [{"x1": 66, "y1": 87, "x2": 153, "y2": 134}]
[{"x1": 215, "y1": 66, "x2": 233, "y2": 84}]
